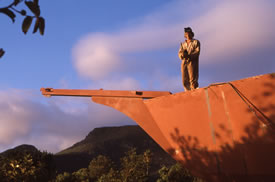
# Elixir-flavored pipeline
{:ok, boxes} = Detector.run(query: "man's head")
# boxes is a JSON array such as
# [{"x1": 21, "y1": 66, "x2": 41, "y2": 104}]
[{"x1": 184, "y1": 27, "x2": 194, "y2": 40}]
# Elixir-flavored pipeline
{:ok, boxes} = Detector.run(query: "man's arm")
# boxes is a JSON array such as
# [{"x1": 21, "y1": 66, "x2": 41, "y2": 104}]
[
  {"x1": 178, "y1": 43, "x2": 185, "y2": 60},
  {"x1": 189, "y1": 40, "x2": 200, "y2": 60}
]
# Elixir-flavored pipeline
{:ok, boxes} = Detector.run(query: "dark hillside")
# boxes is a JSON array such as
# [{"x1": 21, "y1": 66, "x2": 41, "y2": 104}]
[
  {"x1": 1, "y1": 144, "x2": 38, "y2": 156},
  {"x1": 54, "y1": 125, "x2": 176, "y2": 174}
]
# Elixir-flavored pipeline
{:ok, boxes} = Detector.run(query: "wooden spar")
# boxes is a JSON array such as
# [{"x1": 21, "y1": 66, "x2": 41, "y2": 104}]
[{"x1": 40, "y1": 88, "x2": 172, "y2": 99}]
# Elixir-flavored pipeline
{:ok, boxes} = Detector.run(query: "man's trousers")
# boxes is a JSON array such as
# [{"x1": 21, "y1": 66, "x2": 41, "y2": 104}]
[{"x1": 181, "y1": 59, "x2": 199, "y2": 91}]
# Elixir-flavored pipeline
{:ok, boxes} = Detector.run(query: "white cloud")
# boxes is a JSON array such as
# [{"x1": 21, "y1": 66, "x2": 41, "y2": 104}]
[
  {"x1": 0, "y1": 89, "x2": 133, "y2": 153},
  {"x1": 0, "y1": 91, "x2": 32, "y2": 145},
  {"x1": 88, "y1": 77, "x2": 141, "y2": 90},
  {"x1": 2, "y1": 0, "x2": 275, "y2": 154},
  {"x1": 192, "y1": 0, "x2": 275, "y2": 62},
  {"x1": 72, "y1": 33, "x2": 121, "y2": 80},
  {"x1": 72, "y1": 0, "x2": 275, "y2": 82}
]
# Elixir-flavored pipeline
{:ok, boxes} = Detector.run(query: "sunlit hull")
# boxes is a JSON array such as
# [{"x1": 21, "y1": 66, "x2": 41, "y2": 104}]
[
  {"x1": 41, "y1": 73, "x2": 275, "y2": 181},
  {"x1": 92, "y1": 73, "x2": 275, "y2": 181}
]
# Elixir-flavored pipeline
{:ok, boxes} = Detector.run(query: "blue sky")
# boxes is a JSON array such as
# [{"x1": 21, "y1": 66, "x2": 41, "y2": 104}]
[
  {"x1": 0, "y1": 0, "x2": 170, "y2": 89},
  {"x1": 0, "y1": 0, "x2": 274, "y2": 153}
]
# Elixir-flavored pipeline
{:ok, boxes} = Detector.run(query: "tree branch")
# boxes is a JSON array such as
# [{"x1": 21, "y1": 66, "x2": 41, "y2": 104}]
[{"x1": 0, "y1": 0, "x2": 18, "y2": 10}]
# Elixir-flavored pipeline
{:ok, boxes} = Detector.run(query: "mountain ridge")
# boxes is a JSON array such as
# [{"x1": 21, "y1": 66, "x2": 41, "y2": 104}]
[
  {"x1": 0, "y1": 125, "x2": 176, "y2": 177},
  {"x1": 54, "y1": 125, "x2": 176, "y2": 174}
]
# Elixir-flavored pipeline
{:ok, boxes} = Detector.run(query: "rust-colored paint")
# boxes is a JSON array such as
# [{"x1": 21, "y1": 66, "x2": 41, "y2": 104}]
[
  {"x1": 40, "y1": 88, "x2": 171, "y2": 98},
  {"x1": 41, "y1": 73, "x2": 275, "y2": 182}
]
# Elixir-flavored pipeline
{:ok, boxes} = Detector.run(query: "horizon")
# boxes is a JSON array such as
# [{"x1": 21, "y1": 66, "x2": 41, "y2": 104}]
[{"x1": 0, "y1": 0, "x2": 275, "y2": 153}]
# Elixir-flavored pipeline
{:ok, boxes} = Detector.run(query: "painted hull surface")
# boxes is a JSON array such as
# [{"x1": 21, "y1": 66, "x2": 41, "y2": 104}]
[{"x1": 92, "y1": 73, "x2": 275, "y2": 182}]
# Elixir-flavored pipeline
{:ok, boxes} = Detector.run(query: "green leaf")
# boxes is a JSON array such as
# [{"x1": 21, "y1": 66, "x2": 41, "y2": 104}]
[
  {"x1": 0, "y1": 49, "x2": 5, "y2": 58},
  {"x1": 33, "y1": 18, "x2": 39, "y2": 33},
  {"x1": 25, "y1": 1, "x2": 40, "y2": 17},
  {"x1": 38, "y1": 17, "x2": 45, "y2": 35},
  {"x1": 22, "y1": 16, "x2": 33, "y2": 34},
  {"x1": 0, "y1": 8, "x2": 16, "y2": 22}
]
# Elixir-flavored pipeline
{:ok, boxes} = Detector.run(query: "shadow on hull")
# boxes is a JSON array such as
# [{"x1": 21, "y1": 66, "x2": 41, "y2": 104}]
[
  {"x1": 41, "y1": 73, "x2": 275, "y2": 181},
  {"x1": 92, "y1": 73, "x2": 275, "y2": 182}
]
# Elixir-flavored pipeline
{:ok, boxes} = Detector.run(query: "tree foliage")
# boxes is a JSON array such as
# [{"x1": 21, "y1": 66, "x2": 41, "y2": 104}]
[
  {"x1": 0, "y1": 0, "x2": 45, "y2": 59},
  {"x1": 72, "y1": 168, "x2": 90, "y2": 182},
  {"x1": 97, "y1": 168, "x2": 121, "y2": 182},
  {"x1": 88, "y1": 155, "x2": 113, "y2": 181},
  {"x1": 0, "y1": 148, "x2": 55, "y2": 182},
  {"x1": 55, "y1": 172, "x2": 74, "y2": 182},
  {"x1": 0, "y1": 0, "x2": 45, "y2": 35},
  {"x1": 55, "y1": 168, "x2": 90, "y2": 182},
  {"x1": 54, "y1": 148, "x2": 153, "y2": 182},
  {"x1": 120, "y1": 148, "x2": 152, "y2": 182},
  {"x1": 0, "y1": 146, "x2": 202, "y2": 181},
  {"x1": 156, "y1": 163, "x2": 203, "y2": 182}
]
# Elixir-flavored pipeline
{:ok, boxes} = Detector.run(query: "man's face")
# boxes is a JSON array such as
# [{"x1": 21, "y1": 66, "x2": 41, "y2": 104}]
[{"x1": 184, "y1": 32, "x2": 190, "y2": 40}]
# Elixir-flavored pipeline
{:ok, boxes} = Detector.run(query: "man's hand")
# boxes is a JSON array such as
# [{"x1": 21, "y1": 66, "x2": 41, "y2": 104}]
[
  {"x1": 178, "y1": 50, "x2": 184, "y2": 60},
  {"x1": 183, "y1": 50, "x2": 189, "y2": 59},
  {"x1": 0, "y1": 48, "x2": 5, "y2": 58}
]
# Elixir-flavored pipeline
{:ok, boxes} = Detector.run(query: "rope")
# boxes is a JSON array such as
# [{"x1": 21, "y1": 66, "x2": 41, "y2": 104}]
[{"x1": 206, "y1": 82, "x2": 275, "y2": 130}]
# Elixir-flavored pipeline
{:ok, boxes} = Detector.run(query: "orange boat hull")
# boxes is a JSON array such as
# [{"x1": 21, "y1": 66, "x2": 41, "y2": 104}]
[{"x1": 92, "y1": 73, "x2": 275, "y2": 181}]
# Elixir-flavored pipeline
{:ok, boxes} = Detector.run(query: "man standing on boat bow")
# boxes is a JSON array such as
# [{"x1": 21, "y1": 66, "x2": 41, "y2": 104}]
[{"x1": 178, "y1": 27, "x2": 201, "y2": 91}]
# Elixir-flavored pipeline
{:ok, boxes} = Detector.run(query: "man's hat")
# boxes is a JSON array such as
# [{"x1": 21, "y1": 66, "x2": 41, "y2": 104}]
[
  {"x1": 184, "y1": 27, "x2": 194, "y2": 37},
  {"x1": 184, "y1": 27, "x2": 193, "y2": 33}
]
